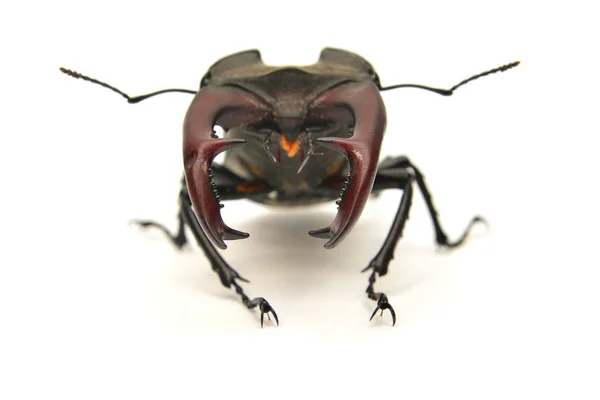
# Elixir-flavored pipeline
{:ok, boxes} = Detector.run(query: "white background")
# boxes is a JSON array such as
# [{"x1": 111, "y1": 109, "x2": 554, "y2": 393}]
[{"x1": 1, "y1": 0, "x2": 599, "y2": 399}]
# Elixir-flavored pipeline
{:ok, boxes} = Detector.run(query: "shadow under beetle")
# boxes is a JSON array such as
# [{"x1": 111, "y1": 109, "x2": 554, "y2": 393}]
[{"x1": 61, "y1": 48, "x2": 519, "y2": 327}]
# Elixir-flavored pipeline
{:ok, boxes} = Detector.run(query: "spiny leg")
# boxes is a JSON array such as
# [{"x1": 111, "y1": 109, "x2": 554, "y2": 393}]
[
  {"x1": 375, "y1": 156, "x2": 485, "y2": 248},
  {"x1": 363, "y1": 169, "x2": 415, "y2": 326},
  {"x1": 134, "y1": 173, "x2": 277, "y2": 327},
  {"x1": 178, "y1": 186, "x2": 278, "y2": 327},
  {"x1": 363, "y1": 156, "x2": 486, "y2": 325}
]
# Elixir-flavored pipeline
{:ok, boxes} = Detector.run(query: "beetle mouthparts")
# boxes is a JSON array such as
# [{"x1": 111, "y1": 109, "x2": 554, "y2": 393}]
[{"x1": 262, "y1": 131, "x2": 316, "y2": 174}]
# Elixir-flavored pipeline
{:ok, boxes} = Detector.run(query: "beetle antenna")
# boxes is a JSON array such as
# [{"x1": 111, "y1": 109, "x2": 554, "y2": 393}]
[
  {"x1": 378, "y1": 61, "x2": 520, "y2": 96},
  {"x1": 59, "y1": 67, "x2": 197, "y2": 103}
]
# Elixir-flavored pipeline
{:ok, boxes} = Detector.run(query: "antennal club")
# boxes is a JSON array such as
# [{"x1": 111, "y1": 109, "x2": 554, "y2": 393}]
[{"x1": 59, "y1": 67, "x2": 197, "y2": 103}]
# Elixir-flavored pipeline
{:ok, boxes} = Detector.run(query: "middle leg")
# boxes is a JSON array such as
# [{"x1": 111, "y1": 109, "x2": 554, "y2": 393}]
[{"x1": 375, "y1": 155, "x2": 485, "y2": 248}]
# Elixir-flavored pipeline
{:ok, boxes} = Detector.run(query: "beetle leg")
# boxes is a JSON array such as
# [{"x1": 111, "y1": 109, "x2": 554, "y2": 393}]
[
  {"x1": 248, "y1": 298, "x2": 279, "y2": 328},
  {"x1": 133, "y1": 213, "x2": 189, "y2": 250},
  {"x1": 179, "y1": 185, "x2": 279, "y2": 327},
  {"x1": 369, "y1": 294, "x2": 396, "y2": 326},
  {"x1": 361, "y1": 170, "x2": 414, "y2": 325},
  {"x1": 373, "y1": 156, "x2": 486, "y2": 248},
  {"x1": 134, "y1": 176, "x2": 277, "y2": 327},
  {"x1": 361, "y1": 157, "x2": 485, "y2": 325}
]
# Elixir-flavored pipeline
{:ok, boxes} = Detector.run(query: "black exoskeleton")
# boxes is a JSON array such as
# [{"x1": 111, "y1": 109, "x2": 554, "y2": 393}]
[{"x1": 61, "y1": 48, "x2": 519, "y2": 327}]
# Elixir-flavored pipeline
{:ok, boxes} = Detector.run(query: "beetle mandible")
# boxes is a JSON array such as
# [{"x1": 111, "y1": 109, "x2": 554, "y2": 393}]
[{"x1": 61, "y1": 48, "x2": 519, "y2": 327}]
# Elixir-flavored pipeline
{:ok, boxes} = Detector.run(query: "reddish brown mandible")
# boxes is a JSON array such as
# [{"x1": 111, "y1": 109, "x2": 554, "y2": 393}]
[{"x1": 308, "y1": 81, "x2": 387, "y2": 248}]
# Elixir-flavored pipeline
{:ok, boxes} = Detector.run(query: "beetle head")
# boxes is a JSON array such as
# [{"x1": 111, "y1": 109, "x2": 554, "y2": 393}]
[{"x1": 184, "y1": 49, "x2": 386, "y2": 249}]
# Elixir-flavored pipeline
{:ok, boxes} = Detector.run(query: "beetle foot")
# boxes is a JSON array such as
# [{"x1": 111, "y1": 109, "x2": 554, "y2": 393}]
[
  {"x1": 437, "y1": 215, "x2": 488, "y2": 249},
  {"x1": 248, "y1": 297, "x2": 279, "y2": 328},
  {"x1": 230, "y1": 280, "x2": 278, "y2": 328},
  {"x1": 369, "y1": 294, "x2": 396, "y2": 326}
]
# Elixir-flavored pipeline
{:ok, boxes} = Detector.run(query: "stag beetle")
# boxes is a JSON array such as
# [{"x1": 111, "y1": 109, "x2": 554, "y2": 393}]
[{"x1": 61, "y1": 48, "x2": 519, "y2": 327}]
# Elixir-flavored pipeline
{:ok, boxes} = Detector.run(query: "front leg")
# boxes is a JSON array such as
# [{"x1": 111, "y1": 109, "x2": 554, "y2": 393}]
[
  {"x1": 363, "y1": 169, "x2": 415, "y2": 326},
  {"x1": 179, "y1": 190, "x2": 278, "y2": 328},
  {"x1": 134, "y1": 170, "x2": 277, "y2": 327},
  {"x1": 374, "y1": 156, "x2": 485, "y2": 248}
]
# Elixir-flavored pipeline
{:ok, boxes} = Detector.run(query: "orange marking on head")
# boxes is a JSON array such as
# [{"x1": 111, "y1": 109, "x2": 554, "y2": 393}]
[{"x1": 280, "y1": 136, "x2": 301, "y2": 158}]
